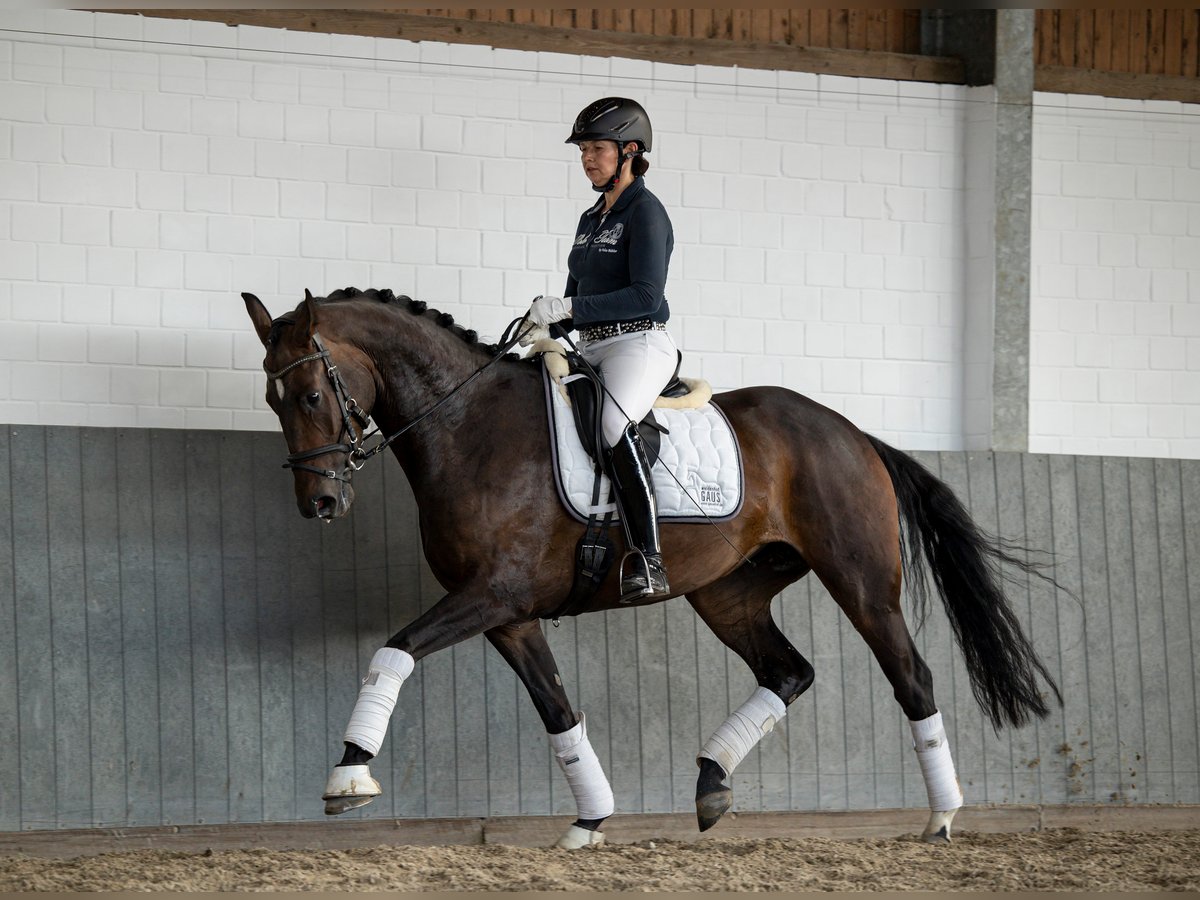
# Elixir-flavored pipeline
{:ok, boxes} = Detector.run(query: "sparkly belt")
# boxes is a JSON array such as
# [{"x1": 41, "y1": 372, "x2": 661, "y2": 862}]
[{"x1": 578, "y1": 319, "x2": 667, "y2": 342}]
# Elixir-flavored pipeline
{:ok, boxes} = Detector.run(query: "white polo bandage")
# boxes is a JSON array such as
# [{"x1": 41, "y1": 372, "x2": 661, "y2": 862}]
[
  {"x1": 549, "y1": 714, "x2": 614, "y2": 821},
  {"x1": 343, "y1": 647, "x2": 415, "y2": 756},
  {"x1": 697, "y1": 686, "x2": 787, "y2": 776},
  {"x1": 910, "y1": 710, "x2": 964, "y2": 812}
]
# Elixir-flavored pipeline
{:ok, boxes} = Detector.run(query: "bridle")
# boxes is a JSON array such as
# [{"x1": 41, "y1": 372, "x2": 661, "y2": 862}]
[
  {"x1": 264, "y1": 316, "x2": 532, "y2": 485},
  {"x1": 265, "y1": 332, "x2": 371, "y2": 484}
]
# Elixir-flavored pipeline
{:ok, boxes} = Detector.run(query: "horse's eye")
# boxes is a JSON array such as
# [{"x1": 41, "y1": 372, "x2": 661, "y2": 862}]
[{"x1": 306, "y1": 391, "x2": 320, "y2": 406}]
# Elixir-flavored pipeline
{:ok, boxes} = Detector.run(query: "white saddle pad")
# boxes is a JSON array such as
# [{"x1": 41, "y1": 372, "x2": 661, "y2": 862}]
[{"x1": 542, "y1": 362, "x2": 744, "y2": 524}]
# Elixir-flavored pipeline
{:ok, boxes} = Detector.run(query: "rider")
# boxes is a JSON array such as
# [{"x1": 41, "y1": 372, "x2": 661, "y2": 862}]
[{"x1": 524, "y1": 97, "x2": 677, "y2": 603}]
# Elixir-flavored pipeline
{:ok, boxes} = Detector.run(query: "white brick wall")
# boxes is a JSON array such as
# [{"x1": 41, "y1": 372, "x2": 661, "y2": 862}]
[
  {"x1": 16, "y1": 12, "x2": 1195, "y2": 459},
  {"x1": 1032, "y1": 92, "x2": 1200, "y2": 458},
  {"x1": 0, "y1": 10, "x2": 976, "y2": 444}
]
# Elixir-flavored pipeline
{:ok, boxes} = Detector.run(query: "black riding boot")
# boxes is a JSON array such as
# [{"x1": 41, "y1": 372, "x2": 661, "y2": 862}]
[{"x1": 606, "y1": 422, "x2": 670, "y2": 603}]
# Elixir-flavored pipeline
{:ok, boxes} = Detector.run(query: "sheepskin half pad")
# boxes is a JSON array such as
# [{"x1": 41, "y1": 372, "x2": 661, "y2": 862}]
[{"x1": 541, "y1": 360, "x2": 744, "y2": 524}]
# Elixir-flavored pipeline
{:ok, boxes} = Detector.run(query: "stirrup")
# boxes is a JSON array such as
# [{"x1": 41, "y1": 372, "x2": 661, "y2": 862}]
[{"x1": 619, "y1": 549, "x2": 670, "y2": 603}]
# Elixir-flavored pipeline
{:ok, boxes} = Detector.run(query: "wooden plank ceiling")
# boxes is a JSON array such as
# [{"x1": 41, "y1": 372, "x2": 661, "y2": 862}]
[
  {"x1": 1034, "y1": 9, "x2": 1200, "y2": 102},
  {"x1": 99, "y1": 8, "x2": 1200, "y2": 99},
  {"x1": 103, "y1": 8, "x2": 964, "y2": 84}
]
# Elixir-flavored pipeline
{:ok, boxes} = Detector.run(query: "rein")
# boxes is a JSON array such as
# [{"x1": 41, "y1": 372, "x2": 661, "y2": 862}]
[
  {"x1": 350, "y1": 314, "x2": 531, "y2": 464},
  {"x1": 266, "y1": 316, "x2": 533, "y2": 481}
]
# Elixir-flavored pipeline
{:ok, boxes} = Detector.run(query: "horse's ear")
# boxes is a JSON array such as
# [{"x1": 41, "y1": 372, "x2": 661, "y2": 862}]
[
  {"x1": 242, "y1": 292, "x2": 273, "y2": 346},
  {"x1": 293, "y1": 288, "x2": 319, "y2": 342}
]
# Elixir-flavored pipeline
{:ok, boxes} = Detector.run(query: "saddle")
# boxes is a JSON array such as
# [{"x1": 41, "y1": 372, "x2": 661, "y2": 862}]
[
  {"x1": 535, "y1": 339, "x2": 702, "y2": 468},
  {"x1": 531, "y1": 339, "x2": 740, "y2": 622},
  {"x1": 562, "y1": 350, "x2": 688, "y2": 467}
]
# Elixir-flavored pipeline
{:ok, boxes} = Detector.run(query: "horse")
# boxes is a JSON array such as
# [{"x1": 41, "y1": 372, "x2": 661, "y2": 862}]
[{"x1": 242, "y1": 287, "x2": 1062, "y2": 850}]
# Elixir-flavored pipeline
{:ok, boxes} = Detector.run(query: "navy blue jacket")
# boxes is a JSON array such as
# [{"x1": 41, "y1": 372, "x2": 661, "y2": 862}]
[{"x1": 564, "y1": 176, "x2": 673, "y2": 329}]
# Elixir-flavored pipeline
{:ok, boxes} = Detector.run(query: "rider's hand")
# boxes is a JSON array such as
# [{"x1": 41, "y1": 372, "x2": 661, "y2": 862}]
[
  {"x1": 517, "y1": 321, "x2": 551, "y2": 348},
  {"x1": 528, "y1": 295, "x2": 572, "y2": 326}
]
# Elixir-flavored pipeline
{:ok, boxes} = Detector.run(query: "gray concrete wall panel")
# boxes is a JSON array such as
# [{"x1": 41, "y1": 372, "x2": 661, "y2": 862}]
[
  {"x1": 1159, "y1": 460, "x2": 1199, "y2": 804},
  {"x1": 1047, "y1": 454, "x2": 1092, "y2": 801},
  {"x1": 12, "y1": 429, "x2": 55, "y2": 831},
  {"x1": 1, "y1": 425, "x2": 1197, "y2": 831},
  {"x1": 150, "y1": 429, "x2": 197, "y2": 827},
  {"x1": 1183, "y1": 461, "x2": 1200, "y2": 804},
  {"x1": 0, "y1": 430, "x2": 17, "y2": 831},
  {"x1": 47, "y1": 428, "x2": 90, "y2": 830}
]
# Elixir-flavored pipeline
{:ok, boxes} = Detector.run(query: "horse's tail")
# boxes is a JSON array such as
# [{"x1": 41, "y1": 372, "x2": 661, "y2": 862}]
[{"x1": 865, "y1": 434, "x2": 1062, "y2": 731}]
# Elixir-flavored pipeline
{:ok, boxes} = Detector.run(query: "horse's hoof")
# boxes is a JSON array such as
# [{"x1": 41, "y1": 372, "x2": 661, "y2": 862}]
[
  {"x1": 695, "y1": 787, "x2": 733, "y2": 832},
  {"x1": 322, "y1": 764, "x2": 381, "y2": 816},
  {"x1": 555, "y1": 824, "x2": 605, "y2": 849},
  {"x1": 921, "y1": 809, "x2": 957, "y2": 844},
  {"x1": 324, "y1": 794, "x2": 377, "y2": 816},
  {"x1": 922, "y1": 824, "x2": 950, "y2": 844}
]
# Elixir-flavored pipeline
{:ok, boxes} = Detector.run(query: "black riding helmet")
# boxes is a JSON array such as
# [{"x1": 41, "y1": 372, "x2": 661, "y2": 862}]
[{"x1": 566, "y1": 97, "x2": 652, "y2": 193}]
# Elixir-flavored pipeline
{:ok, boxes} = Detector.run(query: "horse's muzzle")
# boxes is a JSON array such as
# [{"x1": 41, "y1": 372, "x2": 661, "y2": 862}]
[{"x1": 301, "y1": 482, "x2": 355, "y2": 521}]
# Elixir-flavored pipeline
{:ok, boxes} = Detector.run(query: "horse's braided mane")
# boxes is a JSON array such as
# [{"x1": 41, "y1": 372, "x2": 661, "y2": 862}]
[{"x1": 322, "y1": 286, "x2": 521, "y2": 360}]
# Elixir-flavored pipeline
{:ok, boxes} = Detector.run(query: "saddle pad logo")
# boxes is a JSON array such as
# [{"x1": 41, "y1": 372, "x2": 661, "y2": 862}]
[{"x1": 689, "y1": 473, "x2": 723, "y2": 509}]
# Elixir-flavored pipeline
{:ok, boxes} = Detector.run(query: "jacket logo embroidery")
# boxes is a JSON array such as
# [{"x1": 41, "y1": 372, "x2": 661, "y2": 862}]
[
  {"x1": 573, "y1": 232, "x2": 591, "y2": 247},
  {"x1": 593, "y1": 222, "x2": 624, "y2": 246}
]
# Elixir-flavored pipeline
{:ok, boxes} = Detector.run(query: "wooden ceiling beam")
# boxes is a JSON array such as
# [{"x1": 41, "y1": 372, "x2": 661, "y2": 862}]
[
  {"x1": 101, "y1": 9, "x2": 966, "y2": 83},
  {"x1": 1036, "y1": 64, "x2": 1200, "y2": 103}
]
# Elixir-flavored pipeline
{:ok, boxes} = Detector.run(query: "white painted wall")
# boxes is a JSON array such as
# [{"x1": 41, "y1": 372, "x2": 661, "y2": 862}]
[
  {"x1": 3, "y1": 12, "x2": 1197, "y2": 458},
  {"x1": 1031, "y1": 92, "x2": 1200, "y2": 459},
  {"x1": 0, "y1": 10, "x2": 971, "y2": 446}
]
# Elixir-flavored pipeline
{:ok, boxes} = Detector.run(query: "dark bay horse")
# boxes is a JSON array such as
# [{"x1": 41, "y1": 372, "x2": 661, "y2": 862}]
[{"x1": 243, "y1": 287, "x2": 1060, "y2": 849}]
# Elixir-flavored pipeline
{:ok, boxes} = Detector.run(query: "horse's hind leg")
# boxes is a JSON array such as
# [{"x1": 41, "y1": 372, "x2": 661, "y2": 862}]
[
  {"x1": 485, "y1": 620, "x2": 615, "y2": 849},
  {"x1": 813, "y1": 555, "x2": 964, "y2": 843},
  {"x1": 685, "y1": 544, "x2": 812, "y2": 832}
]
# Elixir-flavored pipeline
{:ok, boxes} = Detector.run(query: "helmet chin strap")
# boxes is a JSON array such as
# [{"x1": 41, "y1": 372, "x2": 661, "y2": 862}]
[{"x1": 594, "y1": 142, "x2": 638, "y2": 194}]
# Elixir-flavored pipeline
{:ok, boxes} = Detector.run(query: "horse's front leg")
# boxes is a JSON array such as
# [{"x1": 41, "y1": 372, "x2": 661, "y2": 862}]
[
  {"x1": 321, "y1": 587, "x2": 518, "y2": 815},
  {"x1": 486, "y1": 620, "x2": 614, "y2": 849}
]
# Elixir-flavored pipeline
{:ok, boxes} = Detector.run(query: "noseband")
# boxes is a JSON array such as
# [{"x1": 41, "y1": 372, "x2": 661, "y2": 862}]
[{"x1": 265, "y1": 332, "x2": 371, "y2": 484}]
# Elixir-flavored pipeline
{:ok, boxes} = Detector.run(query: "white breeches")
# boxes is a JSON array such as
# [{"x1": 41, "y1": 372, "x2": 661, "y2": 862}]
[{"x1": 579, "y1": 329, "x2": 678, "y2": 448}]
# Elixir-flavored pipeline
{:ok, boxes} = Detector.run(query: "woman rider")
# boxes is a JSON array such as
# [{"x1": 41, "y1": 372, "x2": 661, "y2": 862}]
[{"x1": 523, "y1": 97, "x2": 677, "y2": 603}]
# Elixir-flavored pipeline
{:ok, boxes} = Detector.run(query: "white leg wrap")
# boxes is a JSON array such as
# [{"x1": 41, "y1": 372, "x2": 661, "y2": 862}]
[
  {"x1": 342, "y1": 647, "x2": 415, "y2": 756},
  {"x1": 549, "y1": 714, "x2": 614, "y2": 821},
  {"x1": 697, "y1": 686, "x2": 787, "y2": 776},
  {"x1": 910, "y1": 711, "x2": 964, "y2": 812}
]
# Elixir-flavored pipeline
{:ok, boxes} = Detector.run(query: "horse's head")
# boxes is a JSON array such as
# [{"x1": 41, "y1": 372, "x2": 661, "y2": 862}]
[{"x1": 243, "y1": 290, "x2": 376, "y2": 521}]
